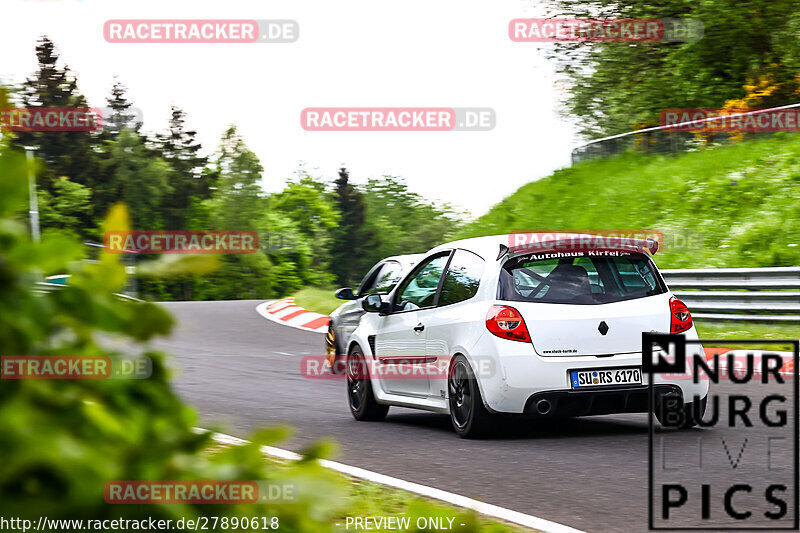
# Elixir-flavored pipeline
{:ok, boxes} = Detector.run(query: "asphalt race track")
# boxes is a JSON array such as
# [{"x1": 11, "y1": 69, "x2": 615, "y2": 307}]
[{"x1": 153, "y1": 300, "x2": 798, "y2": 533}]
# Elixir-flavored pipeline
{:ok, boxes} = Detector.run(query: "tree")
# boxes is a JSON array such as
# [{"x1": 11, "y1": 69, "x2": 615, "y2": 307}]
[
  {"x1": 104, "y1": 77, "x2": 140, "y2": 137},
  {"x1": 155, "y1": 107, "x2": 216, "y2": 229},
  {"x1": 106, "y1": 129, "x2": 171, "y2": 228},
  {"x1": 0, "y1": 84, "x2": 12, "y2": 149},
  {"x1": 37, "y1": 176, "x2": 92, "y2": 234},
  {"x1": 546, "y1": 0, "x2": 800, "y2": 137},
  {"x1": 207, "y1": 125, "x2": 264, "y2": 230},
  {"x1": 0, "y1": 149, "x2": 349, "y2": 530},
  {"x1": 329, "y1": 168, "x2": 373, "y2": 286},
  {"x1": 362, "y1": 175, "x2": 462, "y2": 266},
  {"x1": 270, "y1": 169, "x2": 339, "y2": 283},
  {"x1": 11, "y1": 36, "x2": 101, "y2": 193}
]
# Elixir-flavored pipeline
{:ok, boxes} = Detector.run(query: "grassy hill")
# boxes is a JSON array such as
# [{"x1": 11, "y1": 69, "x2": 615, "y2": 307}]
[{"x1": 457, "y1": 133, "x2": 800, "y2": 269}]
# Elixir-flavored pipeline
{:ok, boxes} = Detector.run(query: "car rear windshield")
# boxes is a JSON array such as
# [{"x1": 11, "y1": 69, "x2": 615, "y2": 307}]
[{"x1": 499, "y1": 251, "x2": 667, "y2": 305}]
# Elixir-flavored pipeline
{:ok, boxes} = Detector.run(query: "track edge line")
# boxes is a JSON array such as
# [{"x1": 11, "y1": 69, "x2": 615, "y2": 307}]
[{"x1": 198, "y1": 428, "x2": 585, "y2": 533}]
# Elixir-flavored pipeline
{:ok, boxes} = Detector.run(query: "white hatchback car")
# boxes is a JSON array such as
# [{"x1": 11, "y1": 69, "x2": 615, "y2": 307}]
[{"x1": 345, "y1": 234, "x2": 709, "y2": 438}]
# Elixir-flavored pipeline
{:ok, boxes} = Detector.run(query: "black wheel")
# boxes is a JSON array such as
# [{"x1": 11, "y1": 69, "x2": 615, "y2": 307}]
[
  {"x1": 657, "y1": 394, "x2": 707, "y2": 429},
  {"x1": 448, "y1": 355, "x2": 494, "y2": 438},
  {"x1": 347, "y1": 346, "x2": 389, "y2": 421}
]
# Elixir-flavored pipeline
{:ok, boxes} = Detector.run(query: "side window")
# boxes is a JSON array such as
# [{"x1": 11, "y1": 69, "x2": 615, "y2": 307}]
[
  {"x1": 393, "y1": 253, "x2": 450, "y2": 312},
  {"x1": 362, "y1": 261, "x2": 402, "y2": 295},
  {"x1": 439, "y1": 250, "x2": 485, "y2": 306}
]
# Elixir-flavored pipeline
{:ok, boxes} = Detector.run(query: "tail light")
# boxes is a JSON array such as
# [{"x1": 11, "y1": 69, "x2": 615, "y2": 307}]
[
  {"x1": 670, "y1": 297, "x2": 692, "y2": 334},
  {"x1": 486, "y1": 305, "x2": 531, "y2": 343}
]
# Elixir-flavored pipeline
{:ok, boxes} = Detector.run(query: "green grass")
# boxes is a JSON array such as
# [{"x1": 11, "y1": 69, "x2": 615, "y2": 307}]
[
  {"x1": 208, "y1": 443, "x2": 535, "y2": 533},
  {"x1": 342, "y1": 479, "x2": 534, "y2": 533},
  {"x1": 453, "y1": 135, "x2": 800, "y2": 343},
  {"x1": 456, "y1": 133, "x2": 800, "y2": 269},
  {"x1": 293, "y1": 286, "x2": 343, "y2": 316},
  {"x1": 694, "y1": 320, "x2": 799, "y2": 350}
]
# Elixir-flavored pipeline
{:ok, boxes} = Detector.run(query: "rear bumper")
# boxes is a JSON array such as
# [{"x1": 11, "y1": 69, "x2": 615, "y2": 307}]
[
  {"x1": 467, "y1": 327, "x2": 709, "y2": 414},
  {"x1": 523, "y1": 384, "x2": 682, "y2": 417}
]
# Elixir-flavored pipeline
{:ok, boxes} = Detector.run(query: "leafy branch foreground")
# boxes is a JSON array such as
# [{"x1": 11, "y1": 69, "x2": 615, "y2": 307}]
[{"x1": 0, "y1": 150, "x2": 528, "y2": 532}]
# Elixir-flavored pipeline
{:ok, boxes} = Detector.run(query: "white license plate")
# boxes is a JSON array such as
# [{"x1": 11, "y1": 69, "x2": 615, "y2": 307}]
[{"x1": 570, "y1": 367, "x2": 642, "y2": 389}]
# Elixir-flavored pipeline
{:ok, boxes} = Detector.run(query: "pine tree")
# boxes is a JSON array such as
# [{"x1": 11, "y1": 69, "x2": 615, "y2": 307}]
[
  {"x1": 12, "y1": 36, "x2": 101, "y2": 194},
  {"x1": 209, "y1": 125, "x2": 264, "y2": 230},
  {"x1": 329, "y1": 168, "x2": 374, "y2": 286},
  {"x1": 108, "y1": 130, "x2": 171, "y2": 229},
  {"x1": 104, "y1": 78, "x2": 140, "y2": 138},
  {"x1": 155, "y1": 107, "x2": 216, "y2": 229}
]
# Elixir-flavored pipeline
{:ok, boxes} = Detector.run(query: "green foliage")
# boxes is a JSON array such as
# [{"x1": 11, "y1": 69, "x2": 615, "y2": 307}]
[
  {"x1": 105, "y1": 129, "x2": 171, "y2": 229},
  {"x1": 156, "y1": 107, "x2": 216, "y2": 229},
  {"x1": 104, "y1": 77, "x2": 140, "y2": 137},
  {"x1": 0, "y1": 149, "x2": 354, "y2": 530},
  {"x1": 693, "y1": 320, "x2": 800, "y2": 351},
  {"x1": 456, "y1": 134, "x2": 800, "y2": 268},
  {"x1": 0, "y1": 84, "x2": 12, "y2": 149},
  {"x1": 547, "y1": 0, "x2": 800, "y2": 136},
  {"x1": 329, "y1": 168, "x2": 373, "y2": 286},
  {"x1": 0, "y1": 147, "x2": 527, "y2": 533},
  {"x1": 209, "y1": 125, "x2": 266, "y2": 230},
  {"x1": 10, "y1": 37, "x2": 462, "y2": 302},
  {"x1": 362, "y1": 175, "x2": 463, "y2": 266},
  {"x1": 37, "y1": 177, "x2": 92, "y2": 235},
  {"x1": 271, "y1": 170, "x2": 339, "y2": 237},
  {"x1": 11, "y1": 37, "x2": 101, "y2": 195}
]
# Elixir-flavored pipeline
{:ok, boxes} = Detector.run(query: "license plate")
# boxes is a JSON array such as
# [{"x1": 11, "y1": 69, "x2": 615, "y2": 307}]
[{"x1": 570, "y1": 367, "x2": 642, "y2": 389}]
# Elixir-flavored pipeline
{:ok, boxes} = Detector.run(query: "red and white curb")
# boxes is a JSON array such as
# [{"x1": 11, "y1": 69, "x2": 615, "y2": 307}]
[
  {"x1": 256, "y1": 298, "x2": 330, "y2": 333},
  {"x1": 200, "y1": 429, "x2": 584, "y2": 533}
]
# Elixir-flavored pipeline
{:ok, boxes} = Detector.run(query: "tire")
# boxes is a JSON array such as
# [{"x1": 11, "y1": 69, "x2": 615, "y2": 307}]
[
  {"x1": 347, "y1": 346, "x2": 389, "y2": 421},
  {"x1": 657, "y1": 394, "x2": 707, "y2": 429},
  {"x1": 680, "y1": 395, "x2": 708, "y2": 429},
  {"x1": 448, "y1": 355, "x2": 494, "y2": 438}
]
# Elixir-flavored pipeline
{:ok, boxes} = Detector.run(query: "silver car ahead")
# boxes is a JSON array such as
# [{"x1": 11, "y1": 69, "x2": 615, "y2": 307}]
[{"x1": 326, "y1": 254, "x2": 423, "y2": 372}]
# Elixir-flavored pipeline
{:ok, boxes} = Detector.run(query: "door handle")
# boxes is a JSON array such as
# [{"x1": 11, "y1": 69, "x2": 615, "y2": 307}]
[{"x1": 413, "y1": 323, "x2": 425, "y2": 333}]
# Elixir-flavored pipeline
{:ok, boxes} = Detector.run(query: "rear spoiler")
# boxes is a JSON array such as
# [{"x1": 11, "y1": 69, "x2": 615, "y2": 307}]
[{"x1": 498, "y1": 236, "x2": 659, "y2": 261}]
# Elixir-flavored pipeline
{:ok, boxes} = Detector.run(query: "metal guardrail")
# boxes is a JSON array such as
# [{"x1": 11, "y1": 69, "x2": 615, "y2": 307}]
[
  {"x1": 661, "y1": 267, "x2": 800, "y2": 322},
  {"x1": 34, "y1": 267, "x2": 800, "y2": 321},
  {"x1": 34, "y1": 282, "x2": 143, "y2": 302}
]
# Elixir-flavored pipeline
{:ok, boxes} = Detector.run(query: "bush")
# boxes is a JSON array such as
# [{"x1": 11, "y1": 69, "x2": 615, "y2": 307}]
[{"x1": 0, "y1": 149, "x2": 348, "y2": 530}]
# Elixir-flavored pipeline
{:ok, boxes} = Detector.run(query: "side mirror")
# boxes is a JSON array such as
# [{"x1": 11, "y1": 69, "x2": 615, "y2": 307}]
[
  {"x1": 335, "y1": 287, "x2": 356, "y2": 300},
  {"x1": 362, "y1": 294, "x2": 382, "y2": 312}
]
